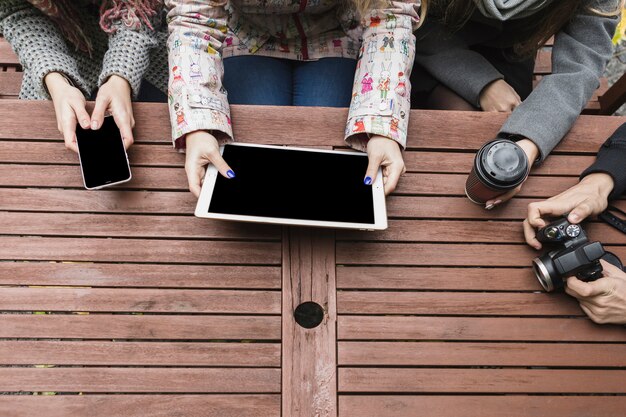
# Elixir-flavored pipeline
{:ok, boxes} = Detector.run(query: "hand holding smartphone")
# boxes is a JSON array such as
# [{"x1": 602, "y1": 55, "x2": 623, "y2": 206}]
[{"x1": 76, "y1": 116, "x2": 132, "y2": 190}]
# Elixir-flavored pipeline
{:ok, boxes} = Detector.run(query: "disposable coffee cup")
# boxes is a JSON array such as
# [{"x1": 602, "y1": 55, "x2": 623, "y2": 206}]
[{"x1": 465, "y1": 139, "x2": 529, "y2": 205}]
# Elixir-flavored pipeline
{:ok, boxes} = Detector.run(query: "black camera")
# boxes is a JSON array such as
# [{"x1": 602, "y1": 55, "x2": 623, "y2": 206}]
[{"x1": 532, "y1": 218, "x2": 623, "y2": 292}]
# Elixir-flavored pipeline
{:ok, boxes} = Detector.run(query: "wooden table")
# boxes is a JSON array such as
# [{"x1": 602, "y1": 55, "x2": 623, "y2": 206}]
[{"x1": 0, "y1": 100, "x2": 625, "y2": 417}]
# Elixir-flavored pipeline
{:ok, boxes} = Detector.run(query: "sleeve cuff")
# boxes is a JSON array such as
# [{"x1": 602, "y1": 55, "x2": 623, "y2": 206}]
[
  {"x1": 580, "y1": 146, "x2": 626, "y2": 200},
  {"x1": 99, "y1": 28, "x2": 157, "y2": 98},
  {"x1": 172, "y1": 108, "x2": 233, "y2": 151},
  {"x1": 345, "y1": 114, "x2": 407, "y2": 152}
]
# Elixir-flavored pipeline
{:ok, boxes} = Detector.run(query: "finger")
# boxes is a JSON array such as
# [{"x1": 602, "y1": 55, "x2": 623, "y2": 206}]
[
  {"x1": 579, "y1": 303, "x2": 603, "y2": 324},
  {"x1": 526, "y1": 202, "x2": 548, "y2": 229},
  {"x1": 208, "y1": 150, "x2": 235, "y2": 179},
  {"x1": 185, "y1": 162, "x2": 204, "y2": 198},
  {"x1": 112, "y1": 109, "x2": 134, "y2": 150},
  {"x1": 364, "y1": 153, "x2": 384, "y2": 186},
  {"x1": 91, "y1": 95, "x2": 109, "y2": 130},
  {"x1": 70, "y1": 101, "x2": 91, "y2": 130},
  {"x1": 485, "y1": 186, "x2": 518, "y2": 208},
  {"x1": 383, "y1": 161, "x2": 404, "y2": 196},
  {"x1": 600, "y1": 259, "x2": 624, "y2": 277},
  {"x1": 523, "y1": 219, "x2": 542, "y2": 250},
  {"x1": 60, "y1": 106, "x2": 79, "y2": 153},
  {"x1": 566, "y1": 276, "x2": 613, "y2": 298},
  {"x1": 567, "y1": 201, "x2": 593, "y2": 224}
]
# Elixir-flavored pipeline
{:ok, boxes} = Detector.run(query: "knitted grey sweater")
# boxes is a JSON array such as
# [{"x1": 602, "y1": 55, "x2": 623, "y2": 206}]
[
  {"x1": 414, "y1": 0, "x2": 619, "y2": 162},
  {"x1": 0, "y1": 0, "x2": 167, "y2": 100}
]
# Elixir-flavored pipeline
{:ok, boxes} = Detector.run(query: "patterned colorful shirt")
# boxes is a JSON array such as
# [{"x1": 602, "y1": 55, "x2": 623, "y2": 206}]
[{"x1": 165, "y1": 0, "x2": 421, "y2": 152}]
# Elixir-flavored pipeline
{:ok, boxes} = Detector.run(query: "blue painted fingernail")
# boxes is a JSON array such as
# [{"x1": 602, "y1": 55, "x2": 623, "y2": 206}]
[
  {"x1": 227, "y1": 170, "x2": 236, "y2": 179},
  {"x1": 364, "y1": 176, "x2": 372, "y2": 185}
]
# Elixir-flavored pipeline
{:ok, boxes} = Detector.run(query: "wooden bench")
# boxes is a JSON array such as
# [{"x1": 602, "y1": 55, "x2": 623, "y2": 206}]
[{"x1": 0, "y1": 100, "x2": 625, "y2": 416}]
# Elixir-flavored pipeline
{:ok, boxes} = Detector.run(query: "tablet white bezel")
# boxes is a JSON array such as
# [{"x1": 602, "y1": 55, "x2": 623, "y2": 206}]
[{"x1": 194, "y1": 143, "x2": 387, "y2": 230}]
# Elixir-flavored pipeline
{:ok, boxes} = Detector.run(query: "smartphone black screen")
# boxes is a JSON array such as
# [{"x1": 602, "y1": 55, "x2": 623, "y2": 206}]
[
  {"x1": 208, "y1": 145, "x2": 376, "y2": 224},
  {"x1": 76, "y1": 117, "x2": 131, "y2": 189}
]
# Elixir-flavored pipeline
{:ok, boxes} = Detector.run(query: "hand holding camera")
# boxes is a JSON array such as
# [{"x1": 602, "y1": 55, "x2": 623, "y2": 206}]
[{"x1": 531, "y1": 217, "x2": 623, "y2": 293}]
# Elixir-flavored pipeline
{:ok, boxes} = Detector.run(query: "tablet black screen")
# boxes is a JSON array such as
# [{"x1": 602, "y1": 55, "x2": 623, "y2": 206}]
[{"x1": 208, "y1": 145, "x2": 376, "y2": 224}]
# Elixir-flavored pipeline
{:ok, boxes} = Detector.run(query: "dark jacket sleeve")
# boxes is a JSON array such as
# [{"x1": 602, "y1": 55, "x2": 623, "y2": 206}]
[
  {"x1": 413, "y1": 19, "x2": 504, "y2": 107},
  {"x1": 580, "y1": 122, "x2": 626, "y2": 200},
  {"x1": 500, "y1": 0, "x2": 619, "y2": 162},
  {"x1": 0, "y1": 0, "x2": 92, "y2": 98}
]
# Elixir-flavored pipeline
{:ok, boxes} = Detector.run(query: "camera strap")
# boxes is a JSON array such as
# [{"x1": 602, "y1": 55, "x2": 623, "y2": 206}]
[{"x1": 599, "y1": 206, "x2": 626, "y2": 235}]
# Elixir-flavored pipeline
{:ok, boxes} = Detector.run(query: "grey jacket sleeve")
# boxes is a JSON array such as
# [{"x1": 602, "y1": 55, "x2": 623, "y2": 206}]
[
  {"x1": 413, "y1": 20, "x2": 504, "y2": 106},
  {"x1": 98, "y1": 15, "x2": 163, "y2": 97},
  {"x1": 580, "y1": 122, "x2": 626, "y2": 200},
  {"x1": 0, "y1": 0, "x2": 91, "y2": 98},
  {"x1": 500, "y1": 1, "x2": 619, "y2": 162}
]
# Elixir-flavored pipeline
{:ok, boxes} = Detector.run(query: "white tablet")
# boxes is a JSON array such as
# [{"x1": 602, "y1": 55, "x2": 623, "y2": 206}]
[{"x1": 195, "y1": 143, "x2": 387, "y2": 230}]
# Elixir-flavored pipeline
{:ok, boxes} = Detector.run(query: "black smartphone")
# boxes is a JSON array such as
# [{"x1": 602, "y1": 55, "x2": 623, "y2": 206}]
[{"x1": 76, "y1": 116, "x2": 131, "y2": 190}]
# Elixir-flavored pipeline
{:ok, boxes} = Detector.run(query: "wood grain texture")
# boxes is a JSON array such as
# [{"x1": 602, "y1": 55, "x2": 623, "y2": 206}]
[
  {"x1": 0, "y1": 142, "x2": 184, "y2": 166},
  {"x1": 338, "y1": 316, "x2": 626, "y2": 342},
  {"x1": 0, "y1": 315, "x2": 281, "y2": 340},
  {"x1": 0, "y1": 237, "x2": 280, "y2": 264},
  {"x1": 0, "y1": 341, "x2": 280, "y2": 367},
  {"x1": 385, "y1": 196, "x2": 626, "y2": 220},
  {"x1": 282, "y1": 228, "x2": 338, "y2": 417},
  {"x1": 338, "y1": 341, "x2": 626, "y2": 367},
  {"x1": 0, "y1": 395, "x2": 280, "y2": 417},
  {"x1": 0, "y1": 212, "x2": 280, "y2": 240},
  {"x1": 339, "y1": 368, "x2": 626, "y2": 393},
  {"x1": 337, "y1": 220, "x2": 624, "y2": 244},
  {"x1": 0, "y1": 70, "x2": 21, "y2": 97},
  {"x1": 337, "y1": 266, "x2": 542, "y2": 291},
  {"x1": 336, "y1": 242, "x2": 626, "y2": 266},
  {"x1": 0, "y1": 263, "x2": 281, "y2": 289},
  {"x1": 0, "y1": 188, "x2": 196, "y2": 213},
  {"x1": 0, "y1": 368, "x2": 280, "y2": 393},
  {"x1": 0, "y1": 39, "x2": 19, "y2": 65},
  {"x1": 339, "y1": 396, "x2": 626, "y2": 417},
  {"x1": 0, "y1": 288, "x2": 280, "y2": 314},
  {"x1": 337, "y1": 291, "x2": 582, "y2": 316}
]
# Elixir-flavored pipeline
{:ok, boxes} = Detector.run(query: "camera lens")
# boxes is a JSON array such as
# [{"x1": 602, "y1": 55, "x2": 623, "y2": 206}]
[{"x1": 532, "y1": 258, "x2": 554, "y2": 292}]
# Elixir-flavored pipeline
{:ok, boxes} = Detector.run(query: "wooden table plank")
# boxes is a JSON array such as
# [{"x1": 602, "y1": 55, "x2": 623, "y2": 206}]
[
  {"x1": 0, "y1": 315, "x2": 281, "y2": 340},
  {"x1": 339, "y1": 396, "x2": 626, "y2": 417},
  {"x1": 338, "y1": 316, "x2": 626, "y2": 342},
  {"x1": 338, "y1": 341, "x2": 626, "y2": 367},
  {"x1": 0, "y1": 368, "x2": 281, "y2": 393},
  {"x1": 0, "y1": 237, "x2": 280, "y2": 264},
  {"x1": 282, "y1": 228, "x2": 338, "y2": 417},
  {"x1": 0, "y1": 288, "x2": 280, "y2": 314},
  {"x1": 0, "y1": 263, "x2": 281, "y2": 289},
  {"x1": 0, "y1": 395, "x2": 281, "y2": 417},
  {"x1": 0, "y1": 341, "x2": 280, "y2": 367},
  {"x1": 336, "y1": 242, "x2": 626, "y2": 267},
  {"x1": 337, "y1": 266, "x2": 542, "y2": 291},
  {"x1": 338, "y1": 220, "x2": 624, "y2": 244},
  {"x1": 337, "y1": 291, "x2": 582, "y2": 316},
  {"x1": 0, "y1": 212, "x2": 280, "y2": 240},
  {"x1": 339, "y1": 368, "x2": 626, "y2": 393}
]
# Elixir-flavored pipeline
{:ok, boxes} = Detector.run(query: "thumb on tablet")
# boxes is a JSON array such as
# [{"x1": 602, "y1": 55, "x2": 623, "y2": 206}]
[
  {"x1": 364, "y1": 153, "x2": 382, "y2": 186},
  {"x1": 210, "y1": 151, "x2": 235, "y2": 179}
]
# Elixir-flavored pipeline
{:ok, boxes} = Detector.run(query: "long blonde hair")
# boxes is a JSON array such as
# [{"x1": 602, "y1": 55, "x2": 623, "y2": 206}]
[{"x1": 353, "y1": 0, "x2": 429, "y2": 28}]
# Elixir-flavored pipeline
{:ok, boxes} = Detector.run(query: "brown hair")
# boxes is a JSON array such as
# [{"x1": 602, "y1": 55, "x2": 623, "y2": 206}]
[{"x1": 432, "y1": 0, "x2": 624, "y2": 57}]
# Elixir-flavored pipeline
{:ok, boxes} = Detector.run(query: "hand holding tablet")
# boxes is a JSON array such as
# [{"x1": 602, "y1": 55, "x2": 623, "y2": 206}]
[{"x1": 195, "y1": 143, "x2": 388, "y2": 230}]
